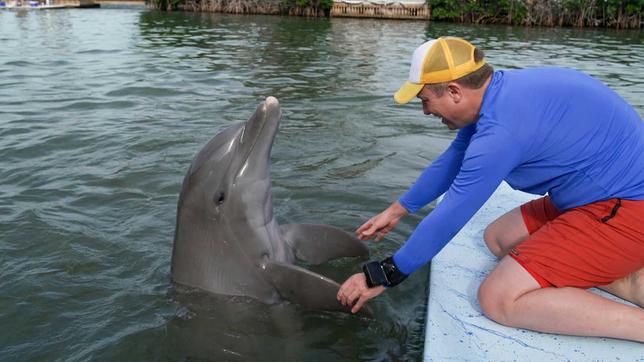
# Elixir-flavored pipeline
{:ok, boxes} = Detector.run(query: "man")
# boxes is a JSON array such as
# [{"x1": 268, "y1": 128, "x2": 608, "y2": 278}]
[{"x1": 337, "y1": 37, "x2": 644, "y2": 342}]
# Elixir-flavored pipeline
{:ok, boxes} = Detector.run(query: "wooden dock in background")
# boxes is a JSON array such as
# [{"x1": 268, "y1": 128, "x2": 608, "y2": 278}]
[
  {"x1": 0, "y1": 0, "x2": 98, "y2": 9},
  {"x1": 50, "y1": 0, "x2": 99, "y2": 6},
  {"x1": 331, "y1": 0, "x2": 430, "y2": 20}
]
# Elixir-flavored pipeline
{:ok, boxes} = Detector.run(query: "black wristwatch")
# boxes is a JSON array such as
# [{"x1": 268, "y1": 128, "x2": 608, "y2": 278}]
[{"x1": 362, "y1": 256, "x2": 408, "y2": 288}]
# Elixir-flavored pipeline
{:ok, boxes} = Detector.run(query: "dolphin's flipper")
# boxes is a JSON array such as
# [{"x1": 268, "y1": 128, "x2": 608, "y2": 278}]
[
  {"x1": 261, "y1": 261, "x2": 351, "y2": 312},
  {"x1": 281, "y1": 224, "x2": 369, "y2": 265}
]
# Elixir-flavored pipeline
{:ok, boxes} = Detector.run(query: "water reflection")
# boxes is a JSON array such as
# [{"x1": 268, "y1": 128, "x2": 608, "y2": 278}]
[{"x1": 97, "y1": 290, "x2": 377, "y2": 360}]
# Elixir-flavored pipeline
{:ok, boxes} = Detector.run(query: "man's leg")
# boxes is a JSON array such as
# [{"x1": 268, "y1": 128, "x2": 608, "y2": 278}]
[
  {"x1": 484, "y1": 205, "x2": 644, "y2": 307},
  {"x1": 478, "y1": 256, "x2": 644, "y2": 342},
  {"x1": 483, "y1": 206, "x2": 528, "y2": 258},
  {"x1": 599, "y1": 269, "x2": 644, "y2": 308}
]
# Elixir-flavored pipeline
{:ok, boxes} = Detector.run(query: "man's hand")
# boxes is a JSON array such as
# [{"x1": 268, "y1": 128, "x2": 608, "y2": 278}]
[
  {"x1": 337, "y1": 273, "x2": 386, "y2": 313},
  {"x1": 356, "y1": 201, "x2": 408, "y2": 241}
]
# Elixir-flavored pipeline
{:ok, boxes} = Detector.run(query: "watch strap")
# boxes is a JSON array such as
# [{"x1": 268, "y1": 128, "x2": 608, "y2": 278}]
[{"x1": 362, "y1": 256, "x2": 408, "y2": 288}]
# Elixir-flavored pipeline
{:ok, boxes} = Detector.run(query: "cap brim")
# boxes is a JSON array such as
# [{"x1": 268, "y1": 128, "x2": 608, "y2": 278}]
[{"x1": 394, "y1": 81, "x2": 424, "y2": 104}]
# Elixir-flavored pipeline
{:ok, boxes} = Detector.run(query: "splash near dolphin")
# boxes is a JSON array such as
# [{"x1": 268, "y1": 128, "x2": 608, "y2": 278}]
[{"x1": 171, "y1": 96, "x2": 368, "y2": 311}]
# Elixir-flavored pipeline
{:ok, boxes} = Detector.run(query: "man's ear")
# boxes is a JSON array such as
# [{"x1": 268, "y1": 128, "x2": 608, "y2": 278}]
[{"x1": 447, "y1": 83, "x2": 462, "y2": 103}]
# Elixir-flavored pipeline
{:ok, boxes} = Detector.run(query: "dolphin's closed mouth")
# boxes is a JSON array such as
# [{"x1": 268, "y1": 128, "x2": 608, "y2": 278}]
[
  {"x1": 234, "y1": 113, "x2": 268, "y2": 182},
  {"x1": 234, "y1": 100, "x2": 279, "y2": 183}
]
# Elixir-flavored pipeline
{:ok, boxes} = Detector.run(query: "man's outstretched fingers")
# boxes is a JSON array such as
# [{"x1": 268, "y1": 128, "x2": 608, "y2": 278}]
[
  {"x1": 337, "y1": 286, "x2": 349, "y2": 305},
  {"x1": 347, "y1": 289, "x2": 362, "y2": 306},
  {"x1": 356, "y1": 223, "x2": 372, "y2": 240},
  {"x1": 338, "y1": 273, "x2": 386, "y2": 312},
  {"x1": 352, "y1": 285, "x2": 387, "y2": 313},
  {"x1": 366, "y1": 223, "x2": 386, "y2": 242},
  {"x1": 376, "y1": 225, "x2": 394, "y2": 241},
  {"x1": 338, "y1": 273, "x2": 367, "y2": 305},
  {"x1": 357, "y1": 217, "x2": 376, "y2": 233},
  {"x1": 352, "y1": 294, "x2": 369, "y2": 313}
]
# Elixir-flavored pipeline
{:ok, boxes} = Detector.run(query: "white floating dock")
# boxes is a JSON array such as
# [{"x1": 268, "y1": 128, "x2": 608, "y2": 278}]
[{"x1": 424, "y1": 182, "x2": 643, "y2": 361}]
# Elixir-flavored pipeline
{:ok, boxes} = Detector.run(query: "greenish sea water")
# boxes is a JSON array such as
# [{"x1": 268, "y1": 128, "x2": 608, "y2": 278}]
[{"x1": 0, "y1": 7, "x2": 642, "y2": 361}]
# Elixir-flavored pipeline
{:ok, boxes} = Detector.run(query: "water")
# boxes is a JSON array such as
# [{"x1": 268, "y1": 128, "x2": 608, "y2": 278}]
[{"x1": 1, "y1": 7, "x2": 642, "y2": 361}]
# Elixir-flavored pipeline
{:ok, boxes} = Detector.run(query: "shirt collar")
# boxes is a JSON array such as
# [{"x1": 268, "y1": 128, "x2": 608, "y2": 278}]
[{"x1": 479, "y1": 70, "x2": 504, "y2": 119}]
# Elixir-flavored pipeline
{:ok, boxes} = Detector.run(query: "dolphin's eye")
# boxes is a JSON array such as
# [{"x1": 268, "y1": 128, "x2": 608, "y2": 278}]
[{"x1": 215, "y1": 192, "x2": 225, "y2": 205}]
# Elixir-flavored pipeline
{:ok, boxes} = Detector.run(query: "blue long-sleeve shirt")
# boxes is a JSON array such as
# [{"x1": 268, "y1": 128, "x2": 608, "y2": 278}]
[{"x1": 394, "y1": 68, "x2": 644, "y2": 275}]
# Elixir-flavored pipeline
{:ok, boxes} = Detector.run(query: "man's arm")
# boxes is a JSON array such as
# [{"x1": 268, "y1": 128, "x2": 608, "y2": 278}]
[
  {"x1": 356, "y1": 200, "x2": 408, "y2": 241},
  {"x1": 355, "y1": 124, "x2": 477, "y2": 242},
  {"x1": 338, "y1": 125, "x2": 522, "y2": 313},
  {"x1": 399, "y1": 124, "x2": 476, "y2": 213},
  {"x1": 394, "y1": 126, "x2": 523, "y2": 275}
]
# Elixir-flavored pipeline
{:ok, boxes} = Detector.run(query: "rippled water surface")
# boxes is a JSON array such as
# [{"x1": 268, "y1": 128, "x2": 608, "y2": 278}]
[{"x1": 1, "y1": 7, "x2": 642, "y2": 361}]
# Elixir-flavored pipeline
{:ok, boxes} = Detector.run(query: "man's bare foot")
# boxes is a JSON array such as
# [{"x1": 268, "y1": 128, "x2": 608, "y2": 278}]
[{"x1": 599, "y1": 268, "x2": 644, "y2": 308}]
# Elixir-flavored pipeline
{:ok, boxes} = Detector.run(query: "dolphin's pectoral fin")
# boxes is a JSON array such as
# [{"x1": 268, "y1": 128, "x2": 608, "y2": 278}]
[
  {"x1": 280, "y1": 224, "x2": 369, "y2": 265},
  {"x1": 261, "y1": 261, "x2": 352, "y2": 312}
]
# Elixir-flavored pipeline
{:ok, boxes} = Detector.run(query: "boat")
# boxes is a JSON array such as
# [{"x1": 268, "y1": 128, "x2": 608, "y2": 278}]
[{"x1": 0, "y1": 0, "x2": 99, "y2": 9}]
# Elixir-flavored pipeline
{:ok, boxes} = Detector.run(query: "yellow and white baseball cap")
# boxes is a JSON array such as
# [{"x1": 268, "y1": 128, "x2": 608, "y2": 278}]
[{"x1": 394, "y1": 37, "x2": 486, "y2": 104}]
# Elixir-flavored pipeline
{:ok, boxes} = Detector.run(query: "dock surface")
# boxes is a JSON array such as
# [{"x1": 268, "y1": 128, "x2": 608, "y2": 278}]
[
  {"x1": 331, "y1": 0, "x2": 429, "y2": 20},
  {"x1": 424, "y1": 182, "x2": 643, "y2": 361}
]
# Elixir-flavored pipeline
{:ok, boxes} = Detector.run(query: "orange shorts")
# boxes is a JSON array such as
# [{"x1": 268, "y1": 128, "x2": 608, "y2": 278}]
[{"x1": 509, "y1": 196, "x2": 644, "y2": 288}]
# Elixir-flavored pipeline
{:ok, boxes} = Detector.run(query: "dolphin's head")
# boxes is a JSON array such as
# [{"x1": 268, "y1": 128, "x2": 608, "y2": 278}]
[
  {"x1": 173, "y1": 97, "x2": 289, "y2": 299},
  {"x1": 172, "y1": 97, "x2": 365, "y2": 305},
  {"x1": 178, "y1": 97, "x2": 282, "y2": 226}
]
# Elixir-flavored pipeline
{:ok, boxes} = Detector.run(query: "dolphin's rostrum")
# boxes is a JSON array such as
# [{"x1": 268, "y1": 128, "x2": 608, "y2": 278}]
[{"x1": 172, "y1": 97, "x2": 369, "y2": 311}]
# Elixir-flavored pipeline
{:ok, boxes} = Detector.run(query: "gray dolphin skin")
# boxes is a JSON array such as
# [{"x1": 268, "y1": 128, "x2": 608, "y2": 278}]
[{"x1": 171, "y1": 96, "x2": 369, "y2": 311}]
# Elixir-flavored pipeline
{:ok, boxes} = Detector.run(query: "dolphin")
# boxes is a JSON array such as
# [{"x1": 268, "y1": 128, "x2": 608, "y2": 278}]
[{"x1": 171, "y1": 96, "x2": 369, "y2": 311}]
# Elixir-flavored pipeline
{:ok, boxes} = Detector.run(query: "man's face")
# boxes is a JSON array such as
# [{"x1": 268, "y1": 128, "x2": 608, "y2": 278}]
[{"x1": 416, "y1": 85, "x2": 476, "y2": 130}]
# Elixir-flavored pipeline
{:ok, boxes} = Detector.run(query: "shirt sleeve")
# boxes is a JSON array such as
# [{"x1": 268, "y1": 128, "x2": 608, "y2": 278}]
[
  {"x1": 399, "y1": 124, "x2": 476, "y2": 213},
  {"x1": 393, "y1": 125, "x2": 522, "y2": 275}
]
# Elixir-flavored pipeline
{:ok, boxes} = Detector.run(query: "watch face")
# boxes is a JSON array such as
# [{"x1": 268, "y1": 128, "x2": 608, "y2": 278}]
[
  {"x1": 364, "y1": 262, "x2": 388, "y2": 287},
  {"x1": 380, "y1": 257, "x2": 407, "y2": 287}
]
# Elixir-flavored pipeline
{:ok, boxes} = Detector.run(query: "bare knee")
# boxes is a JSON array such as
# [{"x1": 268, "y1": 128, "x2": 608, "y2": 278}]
[
  {"x1": 483, "y1": 225, "x2": 506, "y2": 259},
  {"x1": 483, "y1": 207, "x2": 530, "y2": 259},
  {"x1": 478, "y1": 278, "x2": 514, "y2": 326},
  {"x1": 479, "y1": 257, "x2": 544, "y2": 327}
]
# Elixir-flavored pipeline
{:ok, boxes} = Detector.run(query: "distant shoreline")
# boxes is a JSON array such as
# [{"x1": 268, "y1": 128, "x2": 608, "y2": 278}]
[
  {"x1": 150, "y1": 0, "x2": 642, "y2": 29},
  {"x1": 94, "y1": 0, "x2": 144, "y2": 3}
]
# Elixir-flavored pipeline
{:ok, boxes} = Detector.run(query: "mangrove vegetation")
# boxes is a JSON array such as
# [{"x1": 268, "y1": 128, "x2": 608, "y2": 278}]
[
  {"x1": 148, "y1": 0, "x2": 332, "y2": 17},
  {"x1": 146, "y1": 0, "x2": 643, "y2": 29},
  {"x1": 428, "y1": 0, "x2": 642, "y2": 28}
]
